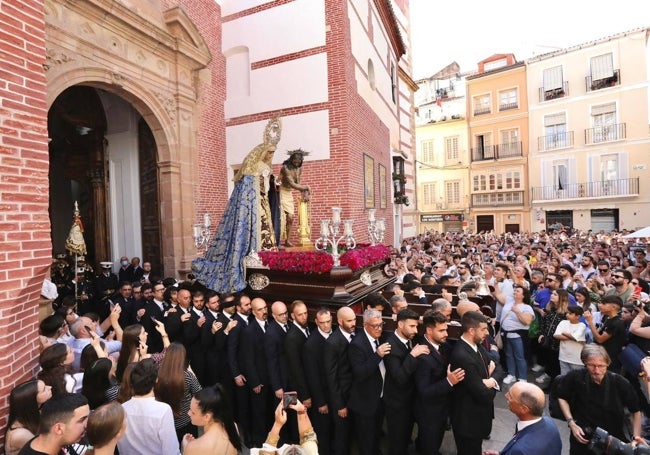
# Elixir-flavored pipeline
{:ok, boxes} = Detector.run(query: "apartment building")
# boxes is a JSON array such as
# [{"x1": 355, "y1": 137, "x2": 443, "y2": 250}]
[
  {"x1": 466, "y1": 54, "x2": 530, "y2": 234},
  {"x1": 415, "y1": 63, "x2": 470, "y2": 233},
  {"x1": 527, "y1": 28, "x2": 650, "y2": 232}
]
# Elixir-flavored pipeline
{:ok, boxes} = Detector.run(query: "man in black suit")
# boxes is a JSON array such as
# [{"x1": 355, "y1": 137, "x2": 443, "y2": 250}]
[
  {"x1": 240, "y1": 297, "x2": 273, "y2": 448},
  {"x1": 137, "y1": 281, "x2": 167, "y2": 353},
  {"x1": 202, "y1": 291, "x2": 237, "y2": 387},
  {"x1": 285, "y1": 300, "x2": 313, "y2": 408},
  {"x1": 185, "y1": 289, "x2": 208, "y2": 385},
  {"x1": 324, "y1": 306, "x2": 356, "y2": 455},
  {"x1": 303, "y1": 307, "x2": 333, "y2": 455},
  {"x1": 415, "y1": 310, "x2": 466, "y2": 455},
  {"x1": 348, "y1": 308, "x2": 391, "y2": 455},
  {"x1": 449, "y1": 311, "x2": 500, "y2": 455},
  {"x1": 115, "y1": 281, "x2": 137, "y2": 329},
  {"x1": 266, "y1": 300, "x2": 291, "y2": 401},
  {"x1": 228, "y1": 293, "x2": 253, "y2": 444},
  {"x1": 383, "y1": 308, "x2": 430, "y2": 455},
  {"x1": 164, "y1": 287, "x2": 194, "y2": 344}
]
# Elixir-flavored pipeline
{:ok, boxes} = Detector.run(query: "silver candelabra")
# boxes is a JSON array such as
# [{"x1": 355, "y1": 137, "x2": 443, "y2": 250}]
[
  {"x1": 315, "y1": 207, "x2": 356, "y2": 266},
  {"x1": 367, "y1": 209, "x2": 386, "y2": 246},
  {"x1": 192, "y1": 213, "x2": 212, "y2": 249}
]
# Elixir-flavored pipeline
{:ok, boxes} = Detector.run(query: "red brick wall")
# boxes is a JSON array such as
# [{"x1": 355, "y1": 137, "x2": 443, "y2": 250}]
[{"x1": 0, "y1": 0, "x2": 49, "y2": 444}]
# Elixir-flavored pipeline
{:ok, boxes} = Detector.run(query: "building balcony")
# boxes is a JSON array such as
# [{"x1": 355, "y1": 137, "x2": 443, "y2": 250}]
[
  {"x1": 585, "y1": 123, "x2": 626, "y2": 144},
  {"x1": 537, "y1": 131, "x2": 574, "y2": 151},
  {"x1": 539, "y1": 82, "x2": 569, "y2": 102},
  {"x1": 472, "y1": 191, "x2": 524, "y2": 207},
  {"x1": 531, "y1": 177, "x2": 639, "y2": 202},
  {"x1": 499, "y1": 102, "x2": 518, "y2": 111},
  {"x1": 585, "y1": 69, "x2": 620, "y2": 92},
  {"x1": 471, "y1": 142, "x2": 523, "y2": 162},
  {"x1": 473, "y1": 106, "x2": 491, "y2": 116}
]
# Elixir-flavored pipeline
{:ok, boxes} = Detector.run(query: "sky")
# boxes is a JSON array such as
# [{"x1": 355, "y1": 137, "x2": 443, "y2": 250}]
[{"x1": 410, "y1": 0, "x2": 650, "y2": 79}]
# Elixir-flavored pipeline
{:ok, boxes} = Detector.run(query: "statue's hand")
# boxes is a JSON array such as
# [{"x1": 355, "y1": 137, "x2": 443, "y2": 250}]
[{"x1": 301, "y1": 190, "x2": 310, "y2": 202}]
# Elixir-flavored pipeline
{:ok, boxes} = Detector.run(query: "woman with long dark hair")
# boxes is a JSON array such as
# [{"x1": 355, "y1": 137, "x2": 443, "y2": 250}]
[
  {"x1": 37, "y1": 342, "x2": 76, "y2": 395},
  {"x1": 82, "y1": 357, "x2": 120, "y2": 409},
  {"x1": 115, "y1": 322, "x2": 169, "y2": 383},
  {"x1": 4, "y1": 380, "x2": 52, "y2": 455},
  {"x1": 182, "y1": 384, "x2": 241, "y2": 455},
  {"x1": 154, "y1": 342, "x2": 202, "y2": 442}
]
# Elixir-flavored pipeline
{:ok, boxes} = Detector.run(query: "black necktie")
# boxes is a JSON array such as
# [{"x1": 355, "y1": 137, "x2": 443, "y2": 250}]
[
  {"x1": 374, "y1": 339, "x2": 380, "y2": 350},
  {"x1": 264, "y1": 320, "x2": 269, "y2": 330},
  {"x1": 305, "y1": 327, "x2": 310, "y2": 338},
  {"x1": 406, "y1": 340, "x2": 412, "y2": 350},
  {"x1": 284, "y1": 323, "x2": 289, "y2": 332}
]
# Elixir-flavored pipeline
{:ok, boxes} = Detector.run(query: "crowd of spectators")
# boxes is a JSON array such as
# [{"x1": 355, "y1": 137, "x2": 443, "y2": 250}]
[{"x1": 9, "y1": 227, "x2": 650, "y2": 454}]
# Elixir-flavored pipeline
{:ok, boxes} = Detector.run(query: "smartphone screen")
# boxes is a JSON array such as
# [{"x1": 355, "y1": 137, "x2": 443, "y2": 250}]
[{"x1": 282, "y1": 391, "x2": 297, "y2": 409}]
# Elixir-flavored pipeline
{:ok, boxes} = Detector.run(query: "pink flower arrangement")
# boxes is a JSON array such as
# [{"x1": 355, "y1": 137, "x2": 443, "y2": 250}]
[
  {"x1": 258, "y1": 244, "x2": 390, "y2": 274},
  {"x1": 340, "y1": 244, "x2": 391, "y2": 271},
  {"x1": 258, "y1": 250, "x2": 334, "y2": 274}
]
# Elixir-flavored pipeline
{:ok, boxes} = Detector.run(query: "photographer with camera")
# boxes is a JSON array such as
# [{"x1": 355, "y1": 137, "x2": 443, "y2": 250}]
[{"x1": 558, "y1": 344, "x2": 642, "y2": 455}]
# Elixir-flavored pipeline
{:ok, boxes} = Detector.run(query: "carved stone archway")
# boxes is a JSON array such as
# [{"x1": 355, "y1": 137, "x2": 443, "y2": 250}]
[{"x1": 44, "y1": 0, "x2": 212, "y2": 276}]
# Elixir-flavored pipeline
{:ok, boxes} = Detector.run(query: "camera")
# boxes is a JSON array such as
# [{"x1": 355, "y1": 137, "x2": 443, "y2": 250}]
[{"x1": 587, "y1": 427, "x2": 650, "y2": 455}]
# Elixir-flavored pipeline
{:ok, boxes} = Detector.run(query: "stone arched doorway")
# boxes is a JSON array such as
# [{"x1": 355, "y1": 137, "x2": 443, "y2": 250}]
[
  {"x1": 44, "y1": 0, "x2": 212, "y2": 276},
  {"x1": 48, "y1": 85, "x2": 162, "y2": 273}
]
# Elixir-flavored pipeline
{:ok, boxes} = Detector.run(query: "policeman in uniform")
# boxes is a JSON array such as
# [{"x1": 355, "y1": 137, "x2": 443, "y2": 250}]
[
  {"x1": 74, "y1": 267, "x2": 94, "y2": 316},
  {"x1": 51, "y1": 253, "x2": 73, "y2": 309},
  {"x1": 93, "y1": 261, "x2": 118, "y2": 320}
]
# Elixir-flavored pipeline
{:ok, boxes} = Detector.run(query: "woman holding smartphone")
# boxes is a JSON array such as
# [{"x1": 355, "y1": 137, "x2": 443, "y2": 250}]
[{"x1": 115, "y1": 321, "x2": 170, "y2": 383}]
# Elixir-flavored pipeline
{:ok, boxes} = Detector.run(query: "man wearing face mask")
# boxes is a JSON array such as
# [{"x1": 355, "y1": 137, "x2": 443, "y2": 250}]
[{"x1": 118, "y1": 256, "x2": 133, "y2": 283}]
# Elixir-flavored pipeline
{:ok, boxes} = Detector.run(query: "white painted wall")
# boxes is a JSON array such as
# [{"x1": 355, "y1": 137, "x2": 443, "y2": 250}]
[
  {"x1": 99, "y1": 92, "x2": 143, "y2": 266},
  {"x1": 222, "y1": 0, "x2": 326, "y2": 62},
  {"x1": 225, "y1": 53, "x2": 329, "y2": 118},
  {"x1": 225, "y1": 110, "x2": 331, "y2": 192}
]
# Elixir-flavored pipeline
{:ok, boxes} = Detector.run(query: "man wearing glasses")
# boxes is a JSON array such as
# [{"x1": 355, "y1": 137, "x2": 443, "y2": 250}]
[
  {"x1": 604, "y1": 269, "x2": 634, "y2": 304},
  {"x1": 557, "y1": 344, "x2": 641, "y2": 455},
  {"x1": 348, "y1": 309, "x2": 391, "y2": 455}
]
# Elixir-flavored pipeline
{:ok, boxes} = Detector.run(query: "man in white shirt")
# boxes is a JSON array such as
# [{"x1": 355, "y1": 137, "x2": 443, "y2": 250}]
[{"x1": 117, "y1": 358, "x2": 180, "y2": 455}]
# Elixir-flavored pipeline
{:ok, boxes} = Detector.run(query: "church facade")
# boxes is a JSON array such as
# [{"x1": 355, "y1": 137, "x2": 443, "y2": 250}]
[{"x1": 0, "y1": 0, "x2": 416, "y2": 428}]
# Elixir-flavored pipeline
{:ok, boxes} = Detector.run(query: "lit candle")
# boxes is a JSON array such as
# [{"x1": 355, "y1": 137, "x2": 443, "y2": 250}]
[
  {"x1": 332, "y1": 207, "x2": 341, "y2": 224},
  {"x1": 344, "y1": 220, "x2": 354, "y2": 236},
  {"x1": 320, "y1": 220, "x2": 329, "y2": 237},
  {"x1": 368, "y1": 209, "x2": 375, "y2": 222},
  {"x1": 203, "y1": 213, "x2": 211, "y2": 228}
]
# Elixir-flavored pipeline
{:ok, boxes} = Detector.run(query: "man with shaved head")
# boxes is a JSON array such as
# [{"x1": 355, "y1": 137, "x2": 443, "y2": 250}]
[
  {"x1": 484, "y1": 382, "x2": 561, "y2": 455},
  {"x1": 324, "y1": 306, "x2": 357, "y2": 455},
  {"x1": 266, "y1": 300, "x2": 291, "y2": 402}
]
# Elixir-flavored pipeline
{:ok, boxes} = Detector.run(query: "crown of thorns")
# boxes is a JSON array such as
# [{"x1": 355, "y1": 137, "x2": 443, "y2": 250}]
[{"x1": 286, "y1": 148, "x2": 310, "y2": 156}]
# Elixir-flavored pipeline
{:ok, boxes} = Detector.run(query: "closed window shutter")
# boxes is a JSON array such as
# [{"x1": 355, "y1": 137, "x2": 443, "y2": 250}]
[
  {"x1": 591, "y1": 102, "x2": 616, "y2": 116},
  {"x1": 544, "y1": 113, "x2": 566, "y2": 127},
  {"x1": 591, "y1": 53, "x2": 614, "y2": 80},
  {"x1": 543, "y1": 66, "x2": 563, "y2": 90}
]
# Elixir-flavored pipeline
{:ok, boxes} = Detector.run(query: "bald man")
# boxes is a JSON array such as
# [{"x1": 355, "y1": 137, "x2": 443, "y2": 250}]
[
  {"x1": 324, "y1": 306, "x2": 357, "y2": 455},
  {"x1": 485, "y1": 382, "x2": 562, "y2": 455}
]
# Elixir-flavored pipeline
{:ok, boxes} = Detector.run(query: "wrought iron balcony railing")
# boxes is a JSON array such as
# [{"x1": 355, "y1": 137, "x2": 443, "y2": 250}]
[
  {"x1": 585, "y1": 123, "x2": 626, "y2": 144},
  {"x1": 537, "y1": 131, "x2": 574, "y2": 151},
  {"x1": 539, "y1": 82, "x2": 569, "y2": 102},
  {"x1": 585, "y1": 69, "x2": 620, "y2": 92},
  {"x1": 471, "y1": 142, "x2": 523, "y2": 162},
  {"x1": 531, "y1": 177, "x2": 639, "y2": 201}
]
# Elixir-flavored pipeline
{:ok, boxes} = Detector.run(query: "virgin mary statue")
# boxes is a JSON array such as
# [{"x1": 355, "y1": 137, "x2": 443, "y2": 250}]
[{"x1": 192, "y1": 118, "x2": 281, "y2": 293}]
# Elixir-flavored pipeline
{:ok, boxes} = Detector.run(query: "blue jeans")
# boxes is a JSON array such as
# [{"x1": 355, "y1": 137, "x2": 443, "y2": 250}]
[{"x1": 505, "y1": 335, "x2": 528, "y2": 379}]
